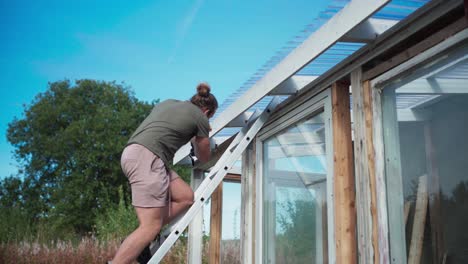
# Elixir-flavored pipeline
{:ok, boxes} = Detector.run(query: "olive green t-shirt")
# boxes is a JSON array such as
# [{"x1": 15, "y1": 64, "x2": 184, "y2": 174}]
[{"x1": 127, "y1": 99, "x2": 210, "y2": 167}]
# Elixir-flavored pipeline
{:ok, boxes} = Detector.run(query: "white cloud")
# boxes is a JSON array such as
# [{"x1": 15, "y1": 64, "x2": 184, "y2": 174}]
[{"x1": 168, "y1": 0, "x2": 205, "y2": 64}]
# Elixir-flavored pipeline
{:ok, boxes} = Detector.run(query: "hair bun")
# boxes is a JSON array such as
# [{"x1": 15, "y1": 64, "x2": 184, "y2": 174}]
[{"x1": 197, "y1": 82, "x2": 211, "y2": 97}]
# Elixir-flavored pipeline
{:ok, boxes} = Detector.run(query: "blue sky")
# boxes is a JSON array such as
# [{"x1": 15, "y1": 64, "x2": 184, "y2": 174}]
[{"x1": 0, "y1": 0, "x2": 329, "y2": 178}]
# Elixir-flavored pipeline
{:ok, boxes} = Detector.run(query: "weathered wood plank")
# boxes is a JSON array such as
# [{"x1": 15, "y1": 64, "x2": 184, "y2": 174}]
[
  {"x1": 240, "y1": 144, "x2": 255, "y2": 264},
  {"x1": 209, "y1": 183, "x2": 223, "y2": 264},
  {"x1": 363, "y1": 80, "x2": 380, "y2": 263},
  {"x1": 332, "y1": 81, "x2": 357, "y2": 264},
  {"x1": 371, "y1": 82, "x2": 391, "y2": 264},
  {"x1": 351, "y1": 69, "x2": 374, "y2": 264},
  {"x1": 408, "y1": 175, "x2": 429, "y2": 264},
  {"x1": 404, "y1": 201, "x2": 411, "y2": 225},
  {"x1": 363, "y1": 17, "x2": 468, "y2": 80},
  {"x1": 224, "y1": 173, "x2": 241, "y2": 183}
]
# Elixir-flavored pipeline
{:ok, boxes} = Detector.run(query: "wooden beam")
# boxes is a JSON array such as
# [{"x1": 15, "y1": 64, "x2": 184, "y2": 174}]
[
  {"x1": 351, "y1": 70, "x2": 375, "y2": 264},
  {"x1": 224, "y1": 173, "x2": 241, "y2": 183},
  {"x1": 363, "y1": 17, "x2": 468, "y2": 80},
  {"x1": 408, "y1": 175, "x2": 429, "y2": 264},
  {"x1": 371, "y1": 28, "x2": 468, "y2": 89},
  {"x1": 209, "y1": 183, "x2": 223, "y2": 264},
  {"x1": 363, "y1": 80, "x2": 380, "y2": 264},
  {"x1": 332, "y1": 81, "x2": 357, "y2": 264},
  {"x1": 404, "y1": 202, "x2": 411, "y2": 225}
]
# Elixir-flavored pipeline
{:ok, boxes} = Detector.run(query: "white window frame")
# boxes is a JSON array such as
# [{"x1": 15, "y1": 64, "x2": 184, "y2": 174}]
[
  {"x1": 255, "y1": 89, "x2": 335, "y2": 264},
  {"x1": 370, "y1": 28, "x2": 468, "y2": 264}
]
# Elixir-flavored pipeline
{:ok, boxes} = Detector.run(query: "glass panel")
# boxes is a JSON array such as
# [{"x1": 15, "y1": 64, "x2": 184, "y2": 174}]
[
  {"x1": 221, "y1": 182, "x2": 241, "y2": 264},
  {"x1": 263, "y1": 112, "x2": 328, "y2": 264},
  {"x1": 382, "y1": 44, "x2": 468, "y2": 263},
  {"x1": 203, "y1": 182, "x2": 242, "y2": 264}
]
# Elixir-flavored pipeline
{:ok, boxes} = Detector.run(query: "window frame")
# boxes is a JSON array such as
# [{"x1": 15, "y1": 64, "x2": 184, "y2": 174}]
[
  {"x1": 370, "y1": 28, "x2": 468, "y2": 264},
  {"x1": 255, "y1": 89, "x2": 335, "y2": 264}
]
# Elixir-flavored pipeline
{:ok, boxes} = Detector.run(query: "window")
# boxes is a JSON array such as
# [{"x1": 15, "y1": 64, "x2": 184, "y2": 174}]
[
  {"x1": 257, "y1": 91, "x2": 333, "y2": 264},
  {"x1": 381, "y1": 42, "x2": 468, "y2": 263}
]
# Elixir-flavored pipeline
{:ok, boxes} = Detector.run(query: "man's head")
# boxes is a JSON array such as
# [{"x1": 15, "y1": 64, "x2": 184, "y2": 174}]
[{"x1": 190, "y1": 82, "x2": 218, "y2": 118}]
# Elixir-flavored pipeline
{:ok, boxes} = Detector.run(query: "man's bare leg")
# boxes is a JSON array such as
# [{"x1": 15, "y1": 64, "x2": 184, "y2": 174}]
[
  {"x1": 112, "y1": 207, "x2": 164, "y2": 264},
  {"x1": 162, "y1": 172, "x2": 194, "y2": 225}
]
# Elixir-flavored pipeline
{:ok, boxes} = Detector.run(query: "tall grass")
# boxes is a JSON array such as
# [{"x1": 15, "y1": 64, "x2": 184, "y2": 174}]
[
  {"x1": 0, "y1": 186, "x2": 242, "y2": 263},
  {"x1": 94, "y1": 187, "x2": 138, "y2": 242}
]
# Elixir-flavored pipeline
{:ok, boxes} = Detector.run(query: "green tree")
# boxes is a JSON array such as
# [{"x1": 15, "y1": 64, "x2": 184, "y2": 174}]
[
  {"x1": 6, "y1": 79, "x2": 155, "y2": 235},
  {"x1": 275, "y1": 189, "x2": 317, "y2": 263}
]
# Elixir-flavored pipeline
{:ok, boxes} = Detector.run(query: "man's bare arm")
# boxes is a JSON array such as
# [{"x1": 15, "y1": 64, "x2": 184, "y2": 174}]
[{"x1": 192, "y1": 136, "x2": 211, "y2": 163}]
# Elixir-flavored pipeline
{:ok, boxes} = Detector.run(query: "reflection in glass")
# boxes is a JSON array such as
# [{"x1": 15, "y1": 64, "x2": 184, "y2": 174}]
[
  {"x1": 383, "y1": 49, "x2": 468, "y2": 263},
  {"x1": 263, "y1": 112, "x2": 328, "y2": 264}
]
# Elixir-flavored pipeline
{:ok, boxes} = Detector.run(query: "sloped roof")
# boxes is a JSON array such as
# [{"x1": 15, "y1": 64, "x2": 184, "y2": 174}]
[{"x1": 214, "y1": 0, "x2": 430, "y2": 137}]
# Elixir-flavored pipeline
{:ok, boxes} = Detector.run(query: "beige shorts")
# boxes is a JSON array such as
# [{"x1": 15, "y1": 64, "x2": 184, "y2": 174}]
[{"x1": 121, "y1": 144, "x2": 179, "y2": 207}]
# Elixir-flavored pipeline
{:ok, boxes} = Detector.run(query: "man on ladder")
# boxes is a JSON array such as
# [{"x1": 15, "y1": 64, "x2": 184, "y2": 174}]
[{"x1": 110, "y1": 83, "x2": 219, "y2": 264}]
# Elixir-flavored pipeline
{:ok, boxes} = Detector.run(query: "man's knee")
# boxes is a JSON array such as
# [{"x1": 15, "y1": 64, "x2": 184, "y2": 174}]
[
  {"x1": 184, "y1": 191, "x2": 194, "y2": 207},
  {"x1": 139, "y1": 220, "x2": 162, "y2": 239}
]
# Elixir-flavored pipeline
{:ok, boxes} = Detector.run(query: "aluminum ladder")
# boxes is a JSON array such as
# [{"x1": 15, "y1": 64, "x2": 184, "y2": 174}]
[{"x1": 148, "y1": 97, "x2": 280, "y2": 263}]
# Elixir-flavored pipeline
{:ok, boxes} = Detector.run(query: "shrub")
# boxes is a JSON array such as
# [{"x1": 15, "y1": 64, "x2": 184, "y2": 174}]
[{"x1": 95, "y1": 187, "x2": 138, "y2": 242}]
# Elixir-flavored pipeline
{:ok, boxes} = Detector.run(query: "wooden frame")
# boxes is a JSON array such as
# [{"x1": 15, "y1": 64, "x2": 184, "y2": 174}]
[
  {"x1": 363, "y1": 17, "x2": 468, "y2": 80},
  {"x1": 331, "y1": 81, "x2": 357, "y2": 264},
  {"x1": 207, "y1": 173, "x2": 243, "y2": 264},
  {"x1": 351, "y1": 68, "x2": 381, "y2": 263},
  {"x1": 351, "y1": 69, "x2": 392, "y2": 264},
  {"x1": 209, "y1": 183, "x2": 223, "y2": 264}
]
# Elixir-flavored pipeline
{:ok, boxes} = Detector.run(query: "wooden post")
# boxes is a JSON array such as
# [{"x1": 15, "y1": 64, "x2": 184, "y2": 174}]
[
  {"x1": 352, "y1": 69, "x2": 375, "y2": 263},
  {"x1": 209, "y1": 183, "x2": 223, "y2": 264},
  {"x1": 188, "y1": 169, "x2": 205, "y2": 264},
  {"x1": 404, "y1": 202, "x2": 411, "y2": 225},
  {"x1": 241, "y1": 143, "x2": 255, "y2": 264},
  {"x1": 332, "y1": 81, "x2": 357, "y2": 264},
  {"x1": 371, "y1": 82, "x2": 391, "y2": 263},
  {"x1": 408, "y1": 175, "x2": 428, "y2": 264},
  {"x1": 363, "y1": 80, "x2": 380, "y2": 264}
]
